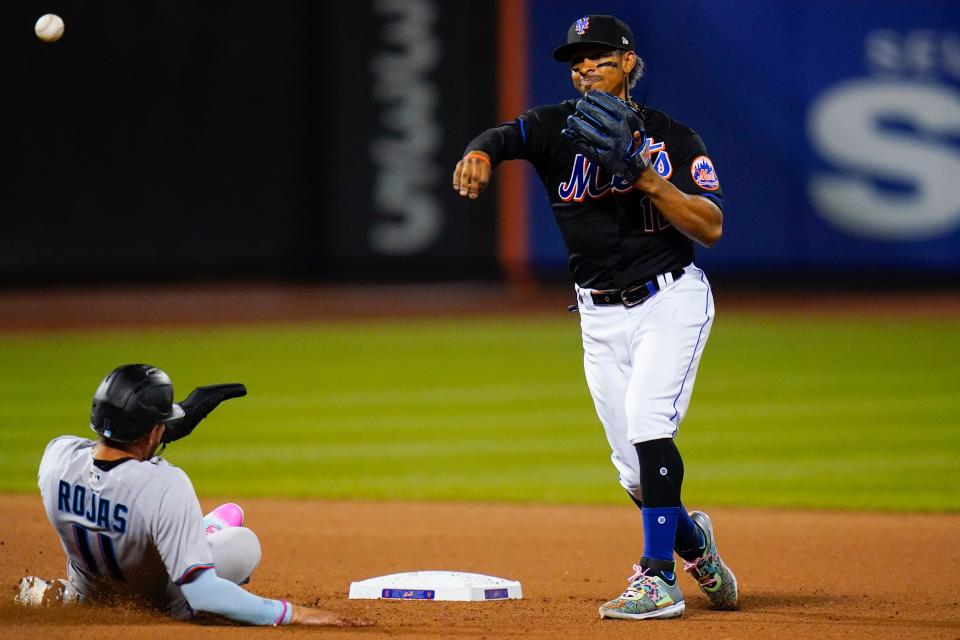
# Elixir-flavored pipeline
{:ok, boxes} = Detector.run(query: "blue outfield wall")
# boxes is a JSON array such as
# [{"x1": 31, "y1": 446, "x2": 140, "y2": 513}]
[{"x1": 522, "y1": 0, "x2": 960, "y2": 277}]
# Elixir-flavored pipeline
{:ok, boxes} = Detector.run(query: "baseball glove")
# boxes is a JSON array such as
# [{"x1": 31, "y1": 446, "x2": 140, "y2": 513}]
[
  {"x1": 561, "y1": 90, "x2": 650, "y2": 181},
  {"x1": 162, "y1": 383, "x2": 247, "y2": 443}
]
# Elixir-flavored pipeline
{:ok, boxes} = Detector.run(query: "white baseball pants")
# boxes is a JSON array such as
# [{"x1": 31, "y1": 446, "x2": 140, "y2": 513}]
[
  {"x1": 576, "y1": 263, "x2": 715, "y2": 500},
  {"x1": 207, "y1": 527, "x2": 261, "y2": 585}
]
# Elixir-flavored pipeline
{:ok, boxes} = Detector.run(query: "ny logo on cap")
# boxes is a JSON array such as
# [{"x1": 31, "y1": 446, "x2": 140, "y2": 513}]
[{"x1": 575, "y1": 16, "x2": 590, "y2": 35}]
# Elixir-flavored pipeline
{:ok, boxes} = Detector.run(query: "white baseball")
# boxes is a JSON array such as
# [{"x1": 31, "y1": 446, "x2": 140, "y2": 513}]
[{"x1": 35, "y1": 14, "x2": 65, "y2": 43}]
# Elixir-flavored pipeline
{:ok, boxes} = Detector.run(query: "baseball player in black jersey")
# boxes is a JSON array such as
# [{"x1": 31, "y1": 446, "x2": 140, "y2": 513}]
[{"x1": 453, "y1": 15, "x2": 738, "y2": 620}]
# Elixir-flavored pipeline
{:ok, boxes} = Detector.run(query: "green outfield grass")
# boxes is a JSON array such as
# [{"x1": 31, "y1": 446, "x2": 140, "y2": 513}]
[{"x1": 1, "y1": 313, "x2": 957, "y2": 511}]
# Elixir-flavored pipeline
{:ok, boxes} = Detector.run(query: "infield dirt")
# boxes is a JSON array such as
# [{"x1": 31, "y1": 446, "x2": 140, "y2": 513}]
[{"x1": 2, "y1": 494, "x2": 958, "y2": 639}]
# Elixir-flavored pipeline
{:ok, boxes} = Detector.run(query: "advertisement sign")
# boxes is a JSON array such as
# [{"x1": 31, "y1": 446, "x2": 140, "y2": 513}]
[{"x1": 521, "y1": 0, "x2": 960, "y2": 276}]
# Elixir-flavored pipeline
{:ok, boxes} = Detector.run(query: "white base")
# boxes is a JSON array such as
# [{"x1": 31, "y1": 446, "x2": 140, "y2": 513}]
[{"x1": 348, "y1": 571, "x2": 522, "y2": 601}]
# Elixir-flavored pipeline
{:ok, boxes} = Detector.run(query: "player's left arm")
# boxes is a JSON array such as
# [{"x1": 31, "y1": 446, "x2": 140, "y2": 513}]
[
  {"x1": 632, "y1": 130, "x2": 723, "y2": 247},
  {"x1": 563, "y1": 93, "x2": 723, "y2": 247},
  {"x1": 633, "y1": 168, "x2": 723, "y2": 247}
]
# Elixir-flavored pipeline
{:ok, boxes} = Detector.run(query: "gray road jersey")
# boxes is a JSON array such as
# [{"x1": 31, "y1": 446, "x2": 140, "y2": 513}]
[{"x1": 38, "y1": 436, "x2": 214, "y2": 618}]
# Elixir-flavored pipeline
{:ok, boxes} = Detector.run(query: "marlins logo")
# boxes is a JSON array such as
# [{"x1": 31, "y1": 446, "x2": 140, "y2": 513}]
[
  {"x1": 691, "y1": 155, "x2": 720, "y2": 191},
  {"x1": 575, "y1": 16, "x2": 590, "y2": 35}
]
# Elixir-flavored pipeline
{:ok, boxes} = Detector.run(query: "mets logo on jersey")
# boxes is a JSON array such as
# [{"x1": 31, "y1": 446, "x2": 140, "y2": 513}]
[
  {"x1": 691, "y1": 155, "x2": 720, "y2": 191},
  {"x1": 559, "y1": 138, "x2": 673, "y2": 202},
  {"x1": 575, "y1": 17, "x2": 590, "y2": 35}
]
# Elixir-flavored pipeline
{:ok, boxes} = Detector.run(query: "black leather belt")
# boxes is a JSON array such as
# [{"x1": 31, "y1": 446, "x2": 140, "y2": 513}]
[{"x1": 589, "y1": 268, "x2": 686, "y2": 308}]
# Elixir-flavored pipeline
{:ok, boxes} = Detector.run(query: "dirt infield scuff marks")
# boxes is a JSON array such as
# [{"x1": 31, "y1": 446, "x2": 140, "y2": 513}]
[{"x1": 1, "y1": 495, "x2": 959, "y2": 639}]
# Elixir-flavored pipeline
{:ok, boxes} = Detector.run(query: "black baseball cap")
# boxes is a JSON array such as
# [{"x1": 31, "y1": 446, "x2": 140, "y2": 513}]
[{"x1": 552, "y1": 15, "x2": 635, "y2": 62}]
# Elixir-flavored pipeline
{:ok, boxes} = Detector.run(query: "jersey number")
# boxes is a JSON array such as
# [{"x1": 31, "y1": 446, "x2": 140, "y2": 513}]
[
  {"x1": 73, "y1": 524, "x2": 126, "y2": 581},
  {"x1": 641, "y1": 196, "x2": 671, "y2": 233}
]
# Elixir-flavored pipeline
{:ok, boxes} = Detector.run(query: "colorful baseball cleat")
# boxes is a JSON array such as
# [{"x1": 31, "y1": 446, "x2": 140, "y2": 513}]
[
  {"x1": 598, "y1": 559, "x2": 685, "y2": 620},
  {"x1": 203, "y1": 502, "x2": 245, "y2": 535},
  {"x1": 683, "y1": 511, "x2": 739, "y2": 610},
  {"x1": 14, "y1": 576, "x2": 79, "y2": 607}
]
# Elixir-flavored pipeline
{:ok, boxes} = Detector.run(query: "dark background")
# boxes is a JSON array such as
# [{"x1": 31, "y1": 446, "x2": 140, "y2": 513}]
[
  {"x1": 1, "y1": 1, "x2": 498, "y2": 284},
  {"x1": 3, "y1": 1, "x2": 959, "y2": 289}
]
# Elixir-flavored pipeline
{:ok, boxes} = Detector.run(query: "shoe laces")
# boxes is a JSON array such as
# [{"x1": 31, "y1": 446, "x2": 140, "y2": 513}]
[
  {"x1": 683, "y1": 552, "x2": 719, "y2": 588},
  {"x1": 622, "y1": 565, "x2": 661, "y2": 601}
]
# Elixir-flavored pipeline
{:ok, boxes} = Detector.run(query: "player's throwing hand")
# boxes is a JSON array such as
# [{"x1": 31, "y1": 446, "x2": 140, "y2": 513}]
[{"x1": 452, "y1": 151, "x2": 492, "y2": 199}]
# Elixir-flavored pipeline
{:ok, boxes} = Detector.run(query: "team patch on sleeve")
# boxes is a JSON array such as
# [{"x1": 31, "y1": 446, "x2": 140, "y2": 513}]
[{"x1": 690, "y1": 155, "x2": 720, "y2": 191}]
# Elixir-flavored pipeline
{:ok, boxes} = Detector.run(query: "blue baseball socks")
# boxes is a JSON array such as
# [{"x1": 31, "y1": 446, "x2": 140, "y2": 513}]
[{"x1": 634, "y1": 438, "x2": 705, "y2": 576}]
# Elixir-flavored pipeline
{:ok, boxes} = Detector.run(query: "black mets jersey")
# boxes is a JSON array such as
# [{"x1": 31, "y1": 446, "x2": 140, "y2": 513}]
[{"x1": 466, "y1": 101, "x2": 724, "y2": 290}]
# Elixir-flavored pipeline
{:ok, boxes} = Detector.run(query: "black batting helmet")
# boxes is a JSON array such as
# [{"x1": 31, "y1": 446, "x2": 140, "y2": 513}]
[{"x1": 90, "y1": 364, "x2": 185, "y2": 443}]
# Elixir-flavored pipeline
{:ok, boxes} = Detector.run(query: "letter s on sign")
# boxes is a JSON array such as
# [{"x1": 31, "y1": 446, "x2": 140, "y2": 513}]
[{"x1": 807, "y1": 78, "x2": 960, "y2": 240}]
